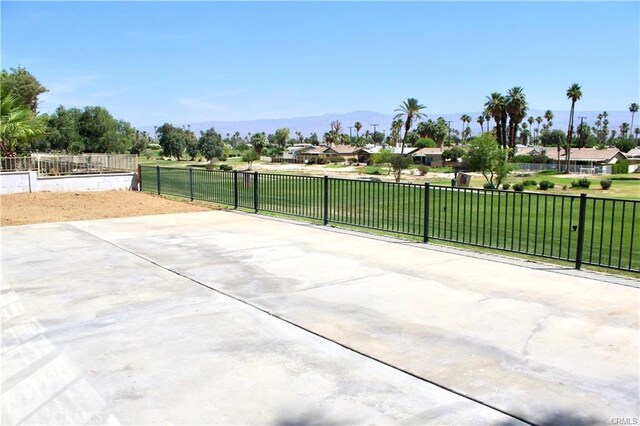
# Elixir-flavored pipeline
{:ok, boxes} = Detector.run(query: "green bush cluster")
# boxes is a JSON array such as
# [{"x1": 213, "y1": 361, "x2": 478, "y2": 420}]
[
  {"x1": 417, "y1": 165, "x2": 430, "y2": 176},
  {"x1": 538, "y1": 180, "x2": 555, "y2": 190},
  {"x1": 600, "y1": 179, "x2": 612, "y2": 190},
  {"x1": 522, "y1": 179, "x2": 538, "y2": 187},
  {"x1": 571, "y1": 178, "x2": 591, "y2": 189},
  {"x1": 512, "y1": 183, "x2": 524, "y2": 192},
  {"x1": 483, "y1": 182, "x2": 495, "y2": 189},
  {"x1": 612, "y1": 160, "x2": 629, "y2": 174},
  {"x1": 219, "y1": 164, "x2": 232, "y2": 171},
  {"x1": 501, "y1": 183, "x2": 511, "y2": 190}
]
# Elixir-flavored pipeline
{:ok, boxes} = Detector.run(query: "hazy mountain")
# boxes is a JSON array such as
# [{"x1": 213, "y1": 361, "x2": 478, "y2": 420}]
[{"x1": 141, "y1": 109, "x2": 631, "y2": 139}]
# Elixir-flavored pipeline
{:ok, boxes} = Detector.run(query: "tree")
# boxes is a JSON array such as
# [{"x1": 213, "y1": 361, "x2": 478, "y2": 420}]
[
  {"x1": 388, "y1": 119, "x2": 404, "y2": 147},
  {"x1": 391, "y1": 154, "x2": 410, "y2": 182},
  {"x1": 527, "y1": 116, "x2": 535, "y2": 144},
  {"x1": 543, "y1": 110, "x2": 554, "y2": 133},
  {"x1": 565, "y1": 83, "x2": 582, "y2": 173},
  {"x1": 442, "y1": 146, "x2": 465, "y2": 161},
  {"x1": 0, "y1": 92, "x2": 46, "y2": 156},
  {"x1": 250, "y1": 132, "x2": 267, "y2": 155},
  {"x1": 484, "y1": 93, "x2": 507, "y2": 148},
  {"x1": 614, "y1": 137, "x2": 635, "y2": 153},
  {"x1": 415, "y1": 138, "x2": 436, "y2": 148},
  {"x1": 272, "y1": 128, "x2": 290, "y2": 149},
  {"x1": 1, "y1": 66, "x2": 48, "y2": 113},
  {"x1": 372, "y1": 148, "x2": 394, "y2": 175},
  {"x1": 629, "y1": 103, "x2": 639, "y2": 138},
  {"x1": 354, "y1": 121, "x2": 362, "y2": 141},
  {"x1": 477, "y1": 115, "x2": 485, "y2": 134},
  {"x1": 242, "y1": 149, "x2": 259, "y2": 170},
  {"x1": 157, "y1": 123, "x2": 185, "y2": 160},
  {"x1": 45, "y1": 106, "x2": 83, "y2": 152},
  {"x1": 198, "y1": 128, "x2": 223, "y2": 162},
  {"x1": 420, "y1": 118, "x2": 448, "y2": 148},
  {"x1": 460, "y1": 114, "x2": 471, "y2": 142},
  {"x1": 330, "y1": 120, "x2": 343, "y2": 135},
  {"x1": 463, "y1": 133, "x2": 512, "y2": 188},
  {"x1": 394, "y1": 98, "x2": 426, "y2": 154},
  {"x1": 619, "y1": 122, "x2": 631, "y2": 139},
  {"x1": 505, "y1": 87, "x2": 528, "y2": 153}
]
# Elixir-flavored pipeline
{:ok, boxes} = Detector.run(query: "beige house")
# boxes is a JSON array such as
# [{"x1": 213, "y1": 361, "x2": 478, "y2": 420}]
[{"x1": 412, "y1": 147, "x2": 444, "y2": 166}]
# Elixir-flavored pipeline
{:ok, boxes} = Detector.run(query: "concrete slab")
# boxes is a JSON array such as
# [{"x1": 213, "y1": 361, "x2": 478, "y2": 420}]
[{"x1": 2, "y1": 211, "x2": 638, "y2": 425}]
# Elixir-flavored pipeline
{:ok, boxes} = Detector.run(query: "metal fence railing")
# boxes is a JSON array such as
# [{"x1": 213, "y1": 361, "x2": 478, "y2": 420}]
[
  {"x1": 140, "y1": 165, "x2": 640, "y2": 273},
  {"x1": 1, "y1": 154, "x2": 138, "y2": 175},
  {"x1": 514, "y1": 163, "x2": 612, "y2": 174}
]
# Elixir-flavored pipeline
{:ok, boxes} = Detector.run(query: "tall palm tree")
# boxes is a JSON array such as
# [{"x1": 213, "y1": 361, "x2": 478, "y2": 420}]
[
  {"x1": 527, "y1": 116, "x2": 535, "y2": 145},
  {"x1": 460, "y1": 114, "x2": 471, "y2": 142},
  {"x1": 477, "y1": 115, "x2": 485, "y2": 134},
  {"x1": 0, "y1": 92, "x2": 45, "y2": 157},
  {"x1": 505, "y1": 87, "x2": 528, "y2": 153},
  {"x1": 565, "y1": 83, "x2": 583, "y2": 173},
  {"x1": 394, "y1": 98, "x2": 426, "y2": 154},
  {"x1": 483, "y1": 110, "x2": 491, "y2": 133},
  {"x1": 484, "y1": 93, "x2": 506, "y2": 148},
  {"x1": 629, "y1": 103, "x2": 639, "y2": 139},
  {"x1": 620, "y1": 122, "x2": 630, "y2": 138},
  {"x1": 535, "y1": 116, "x2": 542, "y2": 136},
  {"x1": 544, "y1": 110, "x2": 554, "y2": 133},
  {"x1": 354, "y1": 121, "x2": 362, "y2": 141}
]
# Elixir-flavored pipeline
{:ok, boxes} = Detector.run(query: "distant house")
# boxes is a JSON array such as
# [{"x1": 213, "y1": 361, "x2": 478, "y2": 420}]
[
  {"x1": 364, "y1": 146, "x2": 419, "y2": 156},
  {"x1": 518, "y1": 146, "x2": 627, "y2": 168},
  {"x1": 624, "y1": 148, "x2": 640, "y2": 173},
  {"x1": 299, "y1": 144, "x2": 370, "y2": 163},
  {"x1": 282, "y1": 144, "x2": 312, "y2": 159},
  {"x1": 412, "y1": 147, "x2": 444, "y2": 166}
]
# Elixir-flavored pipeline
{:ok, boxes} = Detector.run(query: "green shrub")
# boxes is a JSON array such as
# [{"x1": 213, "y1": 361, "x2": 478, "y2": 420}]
[
  {"x1": 502, "y1": 183, "x2": 511, "y2": 190},
  {"x1": 316, "y1": 155, "x2": 329, "y2": 165},
  {"x1": 522, "y1": 179, "x2": 538, "y2": 187},
  {"x1": 612, "y1": 159, "x2": 629, "y2": 174},
  {"x1": 483, "y1": 182, "x2": 496, "y2": 189},
  {"x1": 370, "y1": 170, "x2": 381, "y2": 175},
  {"x1": 417, "y1": 165, "x2": 430, "y2": 176},
  {"x1": 538, "y1": 180, "x2": 555, "y2": 190},
  {"x1": 600, "y1": 179, "x2": 612, "y2": 190},
  {"x1": 512, "y1": 183, "x2": 524, "y2": 192},
  {"x1": 512, "y1": 155, "x2": 532, "y2": 163},
  {"x1": 219, "y1": 164, "x2": 233, "y2": 171},
  {"x1": 571, "y1": 178, "x2": 591, "y2": 189}
]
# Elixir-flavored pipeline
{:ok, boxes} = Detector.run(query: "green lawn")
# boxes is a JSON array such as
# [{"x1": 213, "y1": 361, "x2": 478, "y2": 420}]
[{"x1": 141, "y1": 165, "x2": 640, "y2": 273}]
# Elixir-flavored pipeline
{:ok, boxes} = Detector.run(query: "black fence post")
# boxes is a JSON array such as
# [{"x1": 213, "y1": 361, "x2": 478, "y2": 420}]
[
  {"x1": 423, "y1": 183, "x2": 430, "y2": 243},
  {"x1": 137, "y1": 164, "x2": 142, "y2": 191},
  {"x1": 189, "y1": 168, "x2": 194, "y2": 201},
  {"x1": 575, "y1": 193, "x2": 588, "y2": 269},
  {"x1": 323, "y1": 175, "x2": 329, "y2": 225},
  {"x1": 233, "y1": 170, "x2": 239, "y2": 209},
  {"x1": 156, "y1": 165, "x2": 161, "y2": 195},
  {"x1": 253, "y1": 171, "x2": 259, "y2": 213}
]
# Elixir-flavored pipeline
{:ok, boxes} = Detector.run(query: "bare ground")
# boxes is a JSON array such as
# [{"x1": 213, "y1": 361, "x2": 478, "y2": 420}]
[{"x1": 0, "y1": 191, "x2": 218, "y2": 226}]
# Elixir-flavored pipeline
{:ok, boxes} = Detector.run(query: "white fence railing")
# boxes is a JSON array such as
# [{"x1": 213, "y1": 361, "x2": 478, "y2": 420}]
[
  {"x1": 513, "y1": 163, "x2": 612, "y2": 175},
  {"x1": 1, "y1": 154, "x2": 138, "y2": 176}
]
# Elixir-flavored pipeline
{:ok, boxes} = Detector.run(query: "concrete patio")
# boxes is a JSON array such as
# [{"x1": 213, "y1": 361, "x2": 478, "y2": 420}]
[{"x1": 1, "y1": 211, "x2": 638, "y2": 425}]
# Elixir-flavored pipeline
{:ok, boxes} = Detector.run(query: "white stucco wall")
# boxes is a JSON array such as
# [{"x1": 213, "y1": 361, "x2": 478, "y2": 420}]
[{"x1": 1, "y1": 171, "x2": 136, "y2": 195}]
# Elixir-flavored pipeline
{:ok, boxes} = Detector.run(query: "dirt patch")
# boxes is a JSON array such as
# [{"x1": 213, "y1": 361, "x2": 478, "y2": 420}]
[{"x1": 0, "y1": 191, "x2": 218, "y2": 226}]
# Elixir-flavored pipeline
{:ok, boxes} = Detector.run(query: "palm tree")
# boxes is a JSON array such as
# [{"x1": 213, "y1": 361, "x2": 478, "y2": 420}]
[
  {"x1": 0, "y1": 92, "x2": 45, "y2": 157},
  {"x1": 354, "y1": 121, "x2": 362, "y2": 141},
  {"x1": 544, "y1": 110, "x2": 554, "y2": 132},
  {"x1": 535, "y1": 116, "x2": 542, "y2": 138},
  {"x1": 629, "y1": 103, "x2": 639, "y2": 139},
  {"x1": 505, "y1": 87, "x2": 528, "y2": 153},
  {"x1": 620, "y1": 122, "x2": 630, "y2": 139},
  {"x1": 484, "y1": 93, "x2": 506, "y2": 148},
  {"x1": 477, "y1": 115, "x2": 485, "y2": 134},
  {"x1": 565, "y1": 83, "x2": 582, "y2": 173},
  {"x1": 527, "y1": 117, "x2": 535, "y2": 144},
  {"x1": 394, "y1": 98, "x2": 426, "y2": 154},
  {"x1": 483, "y1": 110, "x2": 492, "y2": 133}
]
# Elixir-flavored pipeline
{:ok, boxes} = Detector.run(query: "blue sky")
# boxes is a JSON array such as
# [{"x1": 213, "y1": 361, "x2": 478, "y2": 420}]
[{"x1": 2, "y1": 1, "x2": 639, "y2": 127}]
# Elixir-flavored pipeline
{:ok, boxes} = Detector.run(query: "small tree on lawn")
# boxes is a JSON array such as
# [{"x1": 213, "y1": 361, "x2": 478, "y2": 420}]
[
  {"x1": 198, "y1": 128, "x2": 224, "y2": 163},
  {"x1": 464, "y1": 133, "x2": 513, "y2": 188},
  {"x1": 372, "y1": 148, "x2": 394, "y2": 175},
  {"x1": 391, "y1": 154, "x2": 410, "y2": 183},
  {"x1": 242, "y1": 149, "x2": 259, "y2": 170}
]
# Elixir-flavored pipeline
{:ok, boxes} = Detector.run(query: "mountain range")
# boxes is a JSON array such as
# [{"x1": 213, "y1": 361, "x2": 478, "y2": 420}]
[{"x1": 141, "y1": 109, "x2": 632, "y2": 139}]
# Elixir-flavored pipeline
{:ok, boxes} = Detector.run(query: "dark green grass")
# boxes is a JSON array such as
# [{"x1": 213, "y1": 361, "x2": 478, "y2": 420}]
[{"x1": 141, "y1": 166, "x2": 640, "y2": 273}]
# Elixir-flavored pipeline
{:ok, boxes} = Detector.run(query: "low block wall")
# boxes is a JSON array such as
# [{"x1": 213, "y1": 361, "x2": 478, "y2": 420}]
[{"x1": 1, "y1": 171, "x2": 137, "y2": 195}]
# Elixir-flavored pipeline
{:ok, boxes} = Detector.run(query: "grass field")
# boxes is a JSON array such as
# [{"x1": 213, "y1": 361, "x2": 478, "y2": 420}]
[{"x1": 141, "y1": 166, "x2": 640, "y2": 273}]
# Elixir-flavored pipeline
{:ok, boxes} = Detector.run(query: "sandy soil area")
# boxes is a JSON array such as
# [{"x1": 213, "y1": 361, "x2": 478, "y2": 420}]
[{"x1": 0, "y1": 191, "x2": 217, "y2": 226}]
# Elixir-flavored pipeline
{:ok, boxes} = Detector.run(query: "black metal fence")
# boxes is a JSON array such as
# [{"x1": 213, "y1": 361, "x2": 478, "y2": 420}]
[{"x1": 140, "y1": 165, "x2": 640, "y2": 273}]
